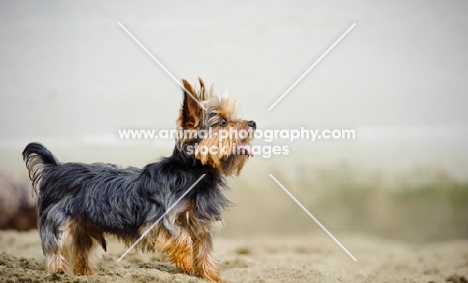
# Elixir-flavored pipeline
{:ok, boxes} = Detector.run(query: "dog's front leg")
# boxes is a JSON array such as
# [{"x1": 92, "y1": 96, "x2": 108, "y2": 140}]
[
  {"x1": 143, "y1": 225, "x2": 194, "y2": 274},
  {"x1": 192, "y1": 223, "x2": 220, "y2": 282}
]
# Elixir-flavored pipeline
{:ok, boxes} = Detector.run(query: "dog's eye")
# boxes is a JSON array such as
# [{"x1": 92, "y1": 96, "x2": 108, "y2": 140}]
[{"x1": 219, "y1": 118, "x2": 228, "y2": 127}]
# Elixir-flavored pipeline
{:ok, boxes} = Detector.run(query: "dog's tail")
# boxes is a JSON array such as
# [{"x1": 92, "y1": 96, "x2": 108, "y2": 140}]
[{"x1": 22, "y1": 142, "x2": 60, "y2": 195}]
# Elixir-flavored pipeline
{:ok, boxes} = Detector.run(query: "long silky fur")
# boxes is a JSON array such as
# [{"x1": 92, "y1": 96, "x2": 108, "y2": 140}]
[{"x1": 22, "y1": 143, "x2": 230, "y2": 240}]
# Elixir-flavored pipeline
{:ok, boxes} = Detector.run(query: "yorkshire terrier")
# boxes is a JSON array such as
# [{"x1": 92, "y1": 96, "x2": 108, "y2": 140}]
[{"x1": 22, "y1": 78, "x2": 256, "y2": 282}]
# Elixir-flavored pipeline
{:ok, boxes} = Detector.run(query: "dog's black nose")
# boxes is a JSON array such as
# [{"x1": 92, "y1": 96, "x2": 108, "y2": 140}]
[{"x1": 248, "y1": 120, "x2": 256, "y2": 129}]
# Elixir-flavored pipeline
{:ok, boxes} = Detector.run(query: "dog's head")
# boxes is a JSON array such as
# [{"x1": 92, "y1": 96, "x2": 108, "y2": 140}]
[{"x1": 176, "y1": 78, "x2": 256, "y2": 176}]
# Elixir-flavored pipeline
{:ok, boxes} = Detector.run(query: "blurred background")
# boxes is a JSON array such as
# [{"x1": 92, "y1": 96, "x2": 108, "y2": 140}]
[{"x1": 1, "y1": 0, "x2": 467, "y2": 241}]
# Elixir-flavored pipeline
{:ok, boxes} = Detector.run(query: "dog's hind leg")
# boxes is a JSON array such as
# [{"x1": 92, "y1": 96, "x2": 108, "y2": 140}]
[
  {"x1": 39, "y1": 206, "x2": 72, "y2": 273},
  {"x1": 70, "y1": 222, "x2": 99, "y2": 275}
]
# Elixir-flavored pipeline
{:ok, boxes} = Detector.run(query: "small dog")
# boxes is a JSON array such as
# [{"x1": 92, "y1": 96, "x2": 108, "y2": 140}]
[{"x1": 23, "y1": 78, "x2": 256, "y2": 282}]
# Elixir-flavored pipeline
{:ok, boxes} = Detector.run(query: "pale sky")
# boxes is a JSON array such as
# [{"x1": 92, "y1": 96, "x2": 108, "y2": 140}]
[{"x1": 1, "y1": 1, "x2": 467, "y2": 173}]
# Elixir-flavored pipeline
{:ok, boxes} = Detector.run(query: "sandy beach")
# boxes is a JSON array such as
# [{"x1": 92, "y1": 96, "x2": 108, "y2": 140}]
[{"x1": 1, "y1": 230, "x2": 467, "y2": 283}]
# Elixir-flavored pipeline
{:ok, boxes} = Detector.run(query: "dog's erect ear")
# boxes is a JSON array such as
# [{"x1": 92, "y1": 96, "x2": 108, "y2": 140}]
[
  {"x1": 198, "y1": 77, "x2": 205, "y2": 100},
  {"x1": 180, "y1": 79, "x2": 201, "y2": 129}
]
